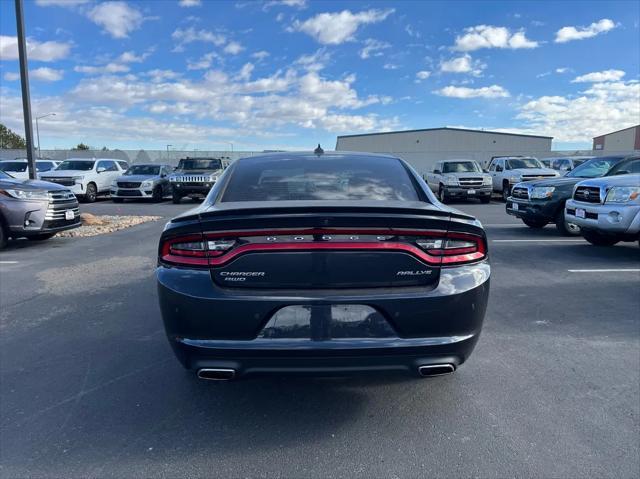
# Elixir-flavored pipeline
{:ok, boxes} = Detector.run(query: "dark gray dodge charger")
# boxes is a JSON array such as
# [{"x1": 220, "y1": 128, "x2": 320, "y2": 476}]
[{"x1": 156, "y1": 151, "x2": 490, "y2": 380}]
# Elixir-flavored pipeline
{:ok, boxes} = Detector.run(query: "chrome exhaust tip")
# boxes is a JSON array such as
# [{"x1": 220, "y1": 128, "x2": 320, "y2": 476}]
[
  {"x1": 197, "y1": 368, "x2": 236, "y2": 381},
  {"x1": 418, "y1": 364, "x2": 456, "y2": 377}
]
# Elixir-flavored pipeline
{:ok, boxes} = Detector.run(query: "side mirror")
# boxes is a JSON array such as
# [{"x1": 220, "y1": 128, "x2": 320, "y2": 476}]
[
  {"x1": 161, "y1": 173, "x2": 166, "y2": 178},
  {"x1": 434, "y1": 169, "x2": 441, "y2": 174},
  {"x1": 97, "y1": 166, "x2": 106, "y2": 173}
]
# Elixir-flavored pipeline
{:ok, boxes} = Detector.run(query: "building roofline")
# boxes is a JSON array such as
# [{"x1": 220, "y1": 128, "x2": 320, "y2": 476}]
[
  {"x1": 336, "y1": 126, "x2": 553, "y2": 140},
  {"x1": 593, "y1": 124, "x2": 640, "y2": 139}
]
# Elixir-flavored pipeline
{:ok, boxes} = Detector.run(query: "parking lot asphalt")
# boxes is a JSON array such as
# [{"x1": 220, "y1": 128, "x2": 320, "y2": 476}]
[{"x1": 1, "y1": 198, "x2": 639, "y2": 478}]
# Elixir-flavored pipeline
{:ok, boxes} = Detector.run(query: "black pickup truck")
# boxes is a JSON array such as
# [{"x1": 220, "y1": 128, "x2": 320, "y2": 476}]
[{"x1": 506, "y1": 155, "x2": 638, "y2": 235}]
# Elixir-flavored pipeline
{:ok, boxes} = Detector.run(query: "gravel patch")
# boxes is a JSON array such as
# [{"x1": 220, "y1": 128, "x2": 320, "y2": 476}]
[{"x1": 56, "y1": 214, "x2": 162, "y2": 238}]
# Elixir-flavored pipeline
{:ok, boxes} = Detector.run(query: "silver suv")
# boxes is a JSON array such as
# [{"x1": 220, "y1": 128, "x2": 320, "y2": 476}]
[
  {"x1": 110, "y1": 163, "x2": 173, "y2": 202},
  {"x1": 424, "y1": 159, "x2": 492, "y2": 203},
  {"x1": 0, "y1": 170, "x2": 80, "y2": 248}
]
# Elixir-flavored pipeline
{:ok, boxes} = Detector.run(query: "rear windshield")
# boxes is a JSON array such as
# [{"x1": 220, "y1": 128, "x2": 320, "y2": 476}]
[
  {"x1": 222, "y1": 156, "x2": 420, "y2": 202},
  {"x1": 178, "y1": 158, "x2": 222, "y2": 170},
  {"x1": 0, "y1": 162, "x2": 27, "y2": 172},
  {"x1": 507, "y1": 158, "x2": 542, "y2": 169},
  {"x1": 442, "y1": 161, "x2": 481, "y2": 173}
]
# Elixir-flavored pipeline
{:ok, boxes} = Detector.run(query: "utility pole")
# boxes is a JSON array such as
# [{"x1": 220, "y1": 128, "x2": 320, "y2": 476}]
[{"x1": 15, "y1": 0, "x2": 37, "y2": 180}]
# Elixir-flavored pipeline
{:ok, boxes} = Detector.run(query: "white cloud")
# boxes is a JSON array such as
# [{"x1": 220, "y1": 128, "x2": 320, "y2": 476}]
[
  {"x1": 31, "y1": 67, "x2": 64, "y2": 81},
  {"x1": 87, "y1": 1, "x2": 145, "y2": 39},
  {"x1": 415, "y1": 71, "x2": 431, "y2": 82},
  {"x1": 117, "y1": 50, "x2": 150, "y2": 63},
  {"x1": 251, "y1": 50, "x2": 270, "y2": 60},
  {"x1": 359, "y1": 38, "x2": 391, "y2": 59},
  {"x1": 440, "y1": 54, "x2": 485, "y2": 76},
  {"x1": 237, "y1": 63, "x2": 254, "y2": 81},
  {"x1": 292, "y1": 9, "x2": 394, "y2": 45},
  {"x1": 572, "y1": 69, "x2": 625, "y2": 83},
  {"x1": 0, "y1": 35, "x2": 71, "y2": 62},
  {"x1": 453, "y1": 25, "x2": 538, "y2": 51},
  {"x1": 186, "y1": 52, "x2": 218, "y2": 70},
  {"x1": 35, "y1": 0, "x2": 90, "y2": 5},
  {"x1": 264, "y1": 0, "x2": 307, "y2": 9},
  {"x1": 295, "y1": 48, "x2": 331, "y2": 72},
  {"x1": 555, "y1": 18, "x2": 616, "y2": 43},
  {"x1": 3, "y1": 72, "x2": 20, "y2": 81},
  {"x1": 74, "y1": 63, "x2": 130, "y2": 74},
  {"x1": 516, "y1": 80, "x2": 640, "y2": 142},
  {"x1": 171, "y1": 27, "x2": 226, "y2": 51},
  {"x1": 555, "y1": 67, "x2": 570, "y2": 74},
  {"x1": 383, "y1": 63, "x2": 400, "y2": 70},
  {"x1": 144, "y1": 69, "x2": 181, "y2": 82},
  {"x1": 223, "y1": 41, "x2": 244, "y2": 55},
  {"x1": 434, "y1": 85, "x2": 510, "y2": 98},
  {"x1": 178, "y1": 0, "x2": 201, "y2": 7}
]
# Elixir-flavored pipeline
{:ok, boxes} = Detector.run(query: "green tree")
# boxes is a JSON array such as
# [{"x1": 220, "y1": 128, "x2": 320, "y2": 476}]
[
  {"x1": 73, "y1": 143, "x2": 90, "y2": 150},
  {"x1": 0, "y1": 123, "x2": 27, "y2": 149}
]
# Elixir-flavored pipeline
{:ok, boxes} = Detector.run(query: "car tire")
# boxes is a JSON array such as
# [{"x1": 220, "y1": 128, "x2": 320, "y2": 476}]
[
  {"x1": 555, "y1": 207, "x2": 581, "y2": 236},
  {"x1": 112, "y1": 198, "x2": 124, "y2": 203},
  {"x1": 480, "y1": 196, "x2": 491, "y2": 204},
  {"x1": 438, "y1": 185, "x2": 448, "y2": 204},
  {"x1": 152, "y1": 186, "x2": 163, "y2": 203},
  {"x1": 502, "y1": 182, "x2": 510, "y2": 202},
  {"x1": 27, "y1": 233, "x2": 56, "y2": 241},
  {"x1": 172, "y1": 193, "x2": 182, "y2": 204},
  {"x1": 582, "y1": 230, "x2": 619, "y2": 246},
  {"x1": 83, "y1": 183, "x2": 97, "y2": 203},
  {"x1": 522, "y1": 219, "x2": 548, "y2": 228},
  {"x1": 0, "y1": 219, "x2": 7, "y2": 250}
]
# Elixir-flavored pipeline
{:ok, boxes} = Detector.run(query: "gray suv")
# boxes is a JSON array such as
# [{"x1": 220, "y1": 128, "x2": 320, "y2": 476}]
[
  {"x1": 0, "y1": 170, "x2": 80, "y2": 248},
  {"x1": 110, "y1": 164, "x2": 173, "y2": 202}
]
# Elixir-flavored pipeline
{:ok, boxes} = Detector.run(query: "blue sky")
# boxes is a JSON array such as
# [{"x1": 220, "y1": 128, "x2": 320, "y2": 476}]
[{"x1": 0, "y1": 0, "x2": 638, "y2": 151}]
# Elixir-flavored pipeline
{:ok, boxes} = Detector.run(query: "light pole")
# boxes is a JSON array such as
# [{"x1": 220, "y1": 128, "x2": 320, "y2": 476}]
[{"x1": 35, "y1": 112, "x2": 56, "y2": 157}]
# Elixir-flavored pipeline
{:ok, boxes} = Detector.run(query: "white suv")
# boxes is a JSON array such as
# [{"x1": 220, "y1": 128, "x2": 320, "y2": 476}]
[
  {"x1": 40, "y1": 158, "x2": 126, "y2": 202},
  {"x1": 0, "y1": 159, "x2": 60, "y2": 180}
]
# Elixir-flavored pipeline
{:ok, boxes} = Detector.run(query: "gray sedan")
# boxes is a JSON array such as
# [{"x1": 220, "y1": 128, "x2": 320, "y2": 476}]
[
  {"x1": 0, "y1": 170, "x2": 80, "y2": 248},
  {"x1": 110, "y1": 164, "x2": 173, "y2": 202}
]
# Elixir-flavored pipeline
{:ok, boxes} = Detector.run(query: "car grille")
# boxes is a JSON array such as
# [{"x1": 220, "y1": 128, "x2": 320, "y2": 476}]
[
  {"x1": 117, "y1": 190, "x2": 143, "y2": 196},
  {"x1": 174, "y1": 175, "x2": 211, "y2": 183},
  {"x1": 458, "y1": 177, "x2": 484, "y2": 187},
  {"x1": 42, "y1": 177, "x2": 75, "y2": 186},
  {"x1": 573, "y1": 186, "x2": 601, "y2": 203},
  {"x1": 117, "y1": 181, "x2": 141, "y2": 188},
  {"x1": 511, "y1": 186, "x2": 529, "y2": 199},
  {"x1": 521, "y1": 174, "x2": 557, "y2": 180}
]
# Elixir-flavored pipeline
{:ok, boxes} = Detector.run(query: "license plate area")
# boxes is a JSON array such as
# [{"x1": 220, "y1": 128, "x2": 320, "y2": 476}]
[
  {"x1": 65, "y1": 210, "x2": 75, "y2": 220},
  {"x1": 467, "y1": 189, "x2": 476, "y2": 195},
  {"x1": 576, "y1": 208, "x2": 586, "y2": 219},
  {"x1": 512, "y1": 202, "x2": 519, "y2": 211},
  {"x1": 258, "y1": 305, "x2": 397, "y2": 339}
]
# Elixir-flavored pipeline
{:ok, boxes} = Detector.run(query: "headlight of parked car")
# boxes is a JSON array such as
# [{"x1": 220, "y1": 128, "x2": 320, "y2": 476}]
[
  {"x1": 141, "y1": 180, "x2": 153, "y2": 188},
  {"x1": 1, "y1": 188, "x2": 49, "y2": 200},
  {"x1": 483, "y1": 176, "x2": 492, "y2": 186},
  {"x1": 509, "y1": 176, "x2": 520, "y2": 183},
  {"x1": 72, "y1": 176, "x2": 84, "y2": 183},
  {"x1": 111, "y1": 180, "x2": 118, "y2": 188},
  {"x1": 605, "y1": 186, "x2": 640, "y2": 204},
  {"x1": 445, "y1": 176, "x2": 458, "y2": 186},
  {"x1": 530, "y1": 186, "x2": 555, "y2": 199}
]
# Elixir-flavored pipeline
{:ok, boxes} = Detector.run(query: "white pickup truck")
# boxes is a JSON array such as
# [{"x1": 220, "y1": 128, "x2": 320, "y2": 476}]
[{"x1": 487, "y1": 156, "x2": 559, "y2": 201}]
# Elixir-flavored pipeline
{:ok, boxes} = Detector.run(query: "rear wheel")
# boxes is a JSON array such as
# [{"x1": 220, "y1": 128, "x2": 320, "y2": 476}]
[
  {"x1": 27, "y1": 233, "x2": 56, "y2": 241},
  {"x1": 438, "y1": 185, "x2": 448, "y2": 204},
  {"x1": 83, "y1": 182, "x2": 97, "y2": 203},
  {"x1": 582, "y1": 230, "x2": 619, "y2": 246},
  {"x1": 172, "y1": 192, "x2": 182, "y2": 204},
  {"x1": 555, "y1": 207, "x2": 580, "y2": 236},
  {"x1": 522, "y1": 218, "x2": 548, "y2": 228},
  {"x1": 0, "y1": 220, "x2": 7, "y2": 250},
  {"x1": 152, "y1": 186, "x2": 163, "y2": 202},
  {"x1": 501, "y1": 182, "x2": 511, "y2": 202}
]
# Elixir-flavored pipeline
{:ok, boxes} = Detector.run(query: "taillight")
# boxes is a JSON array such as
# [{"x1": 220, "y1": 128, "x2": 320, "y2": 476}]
[
  {"x1": 160, "y1": 234, "x2": 236, "y2": 266},
  {"x1": 416, "y1": 232, "x2": 486, "y2": 266}
]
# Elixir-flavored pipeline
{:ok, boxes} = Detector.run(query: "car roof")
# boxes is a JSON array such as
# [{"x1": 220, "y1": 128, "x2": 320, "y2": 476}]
[
  {"x1": 440, "y1": 159, "x2": 478, "y2": 163},
  {"x1": 236, "y1": 151, "x2": 402, "y2": 163}
]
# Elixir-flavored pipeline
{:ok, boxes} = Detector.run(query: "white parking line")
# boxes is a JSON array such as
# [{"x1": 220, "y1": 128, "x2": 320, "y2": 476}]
[
  {"x1": 484, "y1": 224, "x2": 523, "y2": 227},
  {"x1": 0, "y1": 261, "x2": 18, "y2": 264},
  {"x1": 492, "y1": 239, "x2": 586, "y2": 243},
  {"x1": 568, "y1": 269, "x2": 640, "y2": 273}
]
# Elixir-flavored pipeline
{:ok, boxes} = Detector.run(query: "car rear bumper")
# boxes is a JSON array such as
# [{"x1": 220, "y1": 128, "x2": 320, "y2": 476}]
[
  {"x1": 157, "y1": 262, "x2": 490, "y2": 377},
  {"x1": 565, "y1": 200, "x2": 640, "y2": 235},
  {"x1": 444, "y1": 186, "x2": 492, "y2": 198}
]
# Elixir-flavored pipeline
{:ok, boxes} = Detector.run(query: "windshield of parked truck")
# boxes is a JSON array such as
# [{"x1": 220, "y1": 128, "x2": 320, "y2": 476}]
[
  {"x1": 507, "y1": 158, "x2": 543, "y2": 169},
  {"x1": 606, "y1": 158, "x2": 640, "y2": 176},
  {"x1": 177, "y1": 159, "x2": 222, "y2": 170},
  {"x1": 0, "y1": 161, "x2": 27, "y2": 172},
  {"x1": 567, "y1": 157, "x2": 624, "y2": 178},
  {"x1": 442, "y1": 161, "x2": 481, "y2": 173},
  {"x1": 56, "y1": 160, "x2": 95, "y2": 171},
  {"x1": 125, "y1": 165, "x2": 160, "y2": 176}
]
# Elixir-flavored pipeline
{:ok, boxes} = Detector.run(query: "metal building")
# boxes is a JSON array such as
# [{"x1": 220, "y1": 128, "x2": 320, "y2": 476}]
[
  {"x1": 335, "y1": 127, "x2": 553, "y2": 174},
  {"x1": 592, "y1": 125, "x2": 640, "y2": 152}
]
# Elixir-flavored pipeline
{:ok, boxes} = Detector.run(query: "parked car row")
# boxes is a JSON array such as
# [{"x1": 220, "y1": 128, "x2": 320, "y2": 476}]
[{"x1": 505, "y1": 155, "x2": 640, "y2": 245}]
